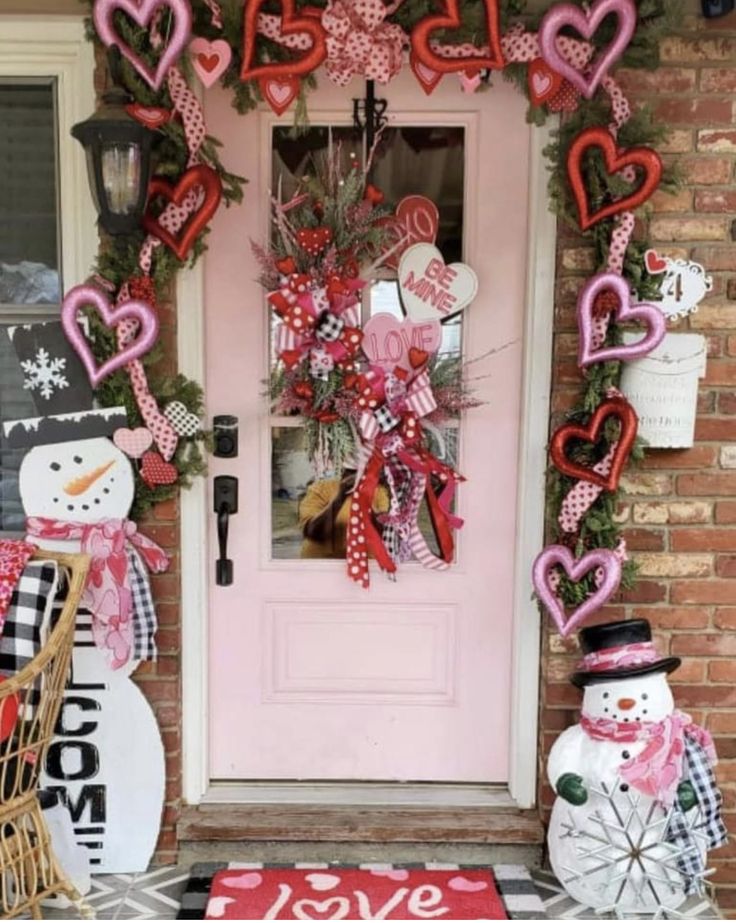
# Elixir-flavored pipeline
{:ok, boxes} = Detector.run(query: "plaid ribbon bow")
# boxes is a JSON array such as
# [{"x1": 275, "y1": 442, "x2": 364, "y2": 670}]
[{"x1": 270, "y1": 276, "x2": 364, "y2": 378}]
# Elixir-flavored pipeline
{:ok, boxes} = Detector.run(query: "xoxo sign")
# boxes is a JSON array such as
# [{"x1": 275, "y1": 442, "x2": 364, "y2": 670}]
[
  {"x1": 362, "y1": 314, "x2": 441, "y2": 371},
  {"x1": 379, "y1": 196, "x2": 439, "y2": 271}
]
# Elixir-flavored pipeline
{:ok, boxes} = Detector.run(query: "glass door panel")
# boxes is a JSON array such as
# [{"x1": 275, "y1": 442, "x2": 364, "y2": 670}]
[{"x1": 269, "y1": 124, "x2": 465, "y2": 560}]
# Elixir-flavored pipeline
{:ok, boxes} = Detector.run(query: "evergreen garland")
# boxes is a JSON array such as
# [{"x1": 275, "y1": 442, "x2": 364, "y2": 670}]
[{"x1": 79, "y1": 0, "x2": 684, "y2": 584}]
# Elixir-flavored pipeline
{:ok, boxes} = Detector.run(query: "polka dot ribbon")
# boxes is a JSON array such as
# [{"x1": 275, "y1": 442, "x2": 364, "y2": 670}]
[
  {"x1": 138, "y1": 66, "x2": 208, "y2": 274},
  {"x1": 558, "y1": 388, "x2": 627, "y2": 535},
  {"x1": 558, "y1": 442, "x2": 617, "y2": 535},
  {"x1": 116, "y1": 284, "x2": 179, "y2": 462}
]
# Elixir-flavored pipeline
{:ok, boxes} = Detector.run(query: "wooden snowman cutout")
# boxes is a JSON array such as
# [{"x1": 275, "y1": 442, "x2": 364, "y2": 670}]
[
  {"x1": 6, "y1": 409, "x2": 166, "y2": 873},
  {"x1": 547, "y1": 619, "x2": 726, "y2": 915}
]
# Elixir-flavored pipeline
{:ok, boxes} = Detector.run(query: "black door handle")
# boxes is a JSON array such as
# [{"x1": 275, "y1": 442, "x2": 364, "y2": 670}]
[{"x1": 214, "y1": 476, "x2": 238, "y2": 586}]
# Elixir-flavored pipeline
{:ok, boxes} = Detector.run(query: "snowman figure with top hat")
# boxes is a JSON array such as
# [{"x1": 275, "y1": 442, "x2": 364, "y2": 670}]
[{"x1": 547, "y1": 618, "x2": 728, "y2": 914}]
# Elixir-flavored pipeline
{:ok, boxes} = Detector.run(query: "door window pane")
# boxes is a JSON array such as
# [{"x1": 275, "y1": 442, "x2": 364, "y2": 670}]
[
  {"x1": 269, "y1": 125, "x2": 465, "y2": 561},
  {"x1": 370, "y1": 126, "x2": 465, "y2": 263},
  {"x1": 0, "y1": 81, "x2": 61, "y2": 306}
]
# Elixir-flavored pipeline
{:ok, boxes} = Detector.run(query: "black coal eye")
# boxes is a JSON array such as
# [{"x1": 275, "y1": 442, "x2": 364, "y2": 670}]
[
  {"x1": 74, "y1": 456, "x2": 83, "y2": 464},
  {"x1": 642, "y1": 693, "x2": 648, "y2": 700},
  {"x1": 603, "y1": 692, "x2": 609, "y2": 699},
  {"x1": 50, "y1": 462, "x2": 61, "y2": 471}
]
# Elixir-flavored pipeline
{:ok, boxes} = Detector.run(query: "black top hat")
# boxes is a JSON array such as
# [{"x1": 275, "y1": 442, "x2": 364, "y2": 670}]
[
  {"x1": 3, "y1": 407, "x2": 128, "y2": 450},
  {"x1": 571, "y1": 618, "x2": 681, "y2": 688}
]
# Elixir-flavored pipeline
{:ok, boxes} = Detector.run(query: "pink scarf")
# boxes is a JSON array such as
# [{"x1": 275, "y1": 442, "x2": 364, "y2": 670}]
[
  {"x1": 26, "y1": 517, "x2": 169, "y2": 671},
  {"x1": 581, "y1": 711, "x2": 717, "y2": 807}
]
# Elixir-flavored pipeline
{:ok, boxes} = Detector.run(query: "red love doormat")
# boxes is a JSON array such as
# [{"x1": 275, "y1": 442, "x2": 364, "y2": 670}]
[{"x1": 205, "y1": 867, "x2": 508, "y2": 920}]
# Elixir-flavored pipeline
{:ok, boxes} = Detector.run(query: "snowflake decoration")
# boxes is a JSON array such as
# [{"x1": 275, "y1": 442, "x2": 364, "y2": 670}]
[
  {"x1": 21, "y1": 348, "x2": 69, "y2": 401},
  {"x1": 556, "y1": 779, "x2": 713, "y2": 919}
]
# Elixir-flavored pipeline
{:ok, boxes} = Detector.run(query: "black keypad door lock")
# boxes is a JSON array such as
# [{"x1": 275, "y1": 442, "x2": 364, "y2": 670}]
[
  {"x1": 213, "y1": 415, "x2": 239, "y2": 458},
  {"x1": 214, "y1": 476, "x2": 238, "y2": 586}
]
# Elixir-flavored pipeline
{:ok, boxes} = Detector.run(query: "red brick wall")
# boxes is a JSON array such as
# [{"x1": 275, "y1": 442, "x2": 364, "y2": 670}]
[
  {"x1": 134, "y1": 295, "x2": 182, "y2": 867},
  {"x1": 540, "y1": 3, "x2": 736, "y2": 913}
]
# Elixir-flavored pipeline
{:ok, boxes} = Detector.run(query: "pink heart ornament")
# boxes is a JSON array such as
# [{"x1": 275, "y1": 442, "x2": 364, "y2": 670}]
[
  {"x1": 93, "y1": 0, "x2": 192, "y2": 91},
  {"x1": 113, "y1": 427, "x2": 154, "y2": 459},
  {"x1": 61, "y1": 285, "x2": 159, "y2": 388},
  {"x1": 362, "y1": 313, "x2": 441, "y2": 371},
  {"x1": 398, "y1": 244, "x2": 478, "y2": 323},
  {"x1": 538, "y1": 0, "x2": 637, "y2": 100},
  {"x1": 577, "y1": 271, "x2": 666, "y2": 367},
  {"x1": 532, "y1": 545, "x2": 623, "y2": 637},
  {"x1": 220, "y1": 871, "x2": 263, "y2": 890},
  {"x1": 448, "y1": 875, "x2": 489, "y2": 893},
  {"x1": 190, "y1": 37, "x2": 232, "y2": 87}
]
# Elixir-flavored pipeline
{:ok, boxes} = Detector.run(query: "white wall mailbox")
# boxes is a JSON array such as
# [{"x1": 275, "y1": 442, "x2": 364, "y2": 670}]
[{"x1": 620, "y1": 333, "x2": 707, "y2": 449}]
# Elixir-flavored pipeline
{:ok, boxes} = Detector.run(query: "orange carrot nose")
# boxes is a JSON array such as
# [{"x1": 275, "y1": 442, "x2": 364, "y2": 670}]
[
  {"x1": 63, "y1": 460, "x2": 115, "y2": 496},
  {"x1": 617, "y1": 697, "x2": 636, "y2": 711}
]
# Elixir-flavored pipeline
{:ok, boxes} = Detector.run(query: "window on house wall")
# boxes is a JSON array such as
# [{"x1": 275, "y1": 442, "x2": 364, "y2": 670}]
[{"x1": 0, "y1": 78, "x2": 62, "y2": 532}]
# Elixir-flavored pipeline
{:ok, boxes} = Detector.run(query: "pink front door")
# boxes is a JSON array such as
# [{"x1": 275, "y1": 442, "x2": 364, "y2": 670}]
[{"x1": 204, "y1": 71, "x2": 532, "y2": 782}]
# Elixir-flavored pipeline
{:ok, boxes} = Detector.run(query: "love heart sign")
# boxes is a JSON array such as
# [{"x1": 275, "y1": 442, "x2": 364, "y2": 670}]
[
  {"x1": 398, "y1": 244, "x2": 478, "y2": 323},
  {"x1": 379, "y1": 196, "x2": 439, "y2": 272},
  {"x1": 362, "y1": 313, "x2": 442, "y2": 371}
]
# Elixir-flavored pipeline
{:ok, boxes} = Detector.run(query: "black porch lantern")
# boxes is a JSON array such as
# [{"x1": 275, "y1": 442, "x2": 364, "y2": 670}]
[{"x1": 71, "y1": 49, "x2": 154, "y2": 235}]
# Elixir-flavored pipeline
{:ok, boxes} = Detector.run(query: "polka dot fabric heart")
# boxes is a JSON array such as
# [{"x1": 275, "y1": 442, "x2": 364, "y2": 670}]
[
  {"x1": 140, "y1": 451, "x2": 179, "y2": 487},
  {"x1": 0, "y1": 541, "x2": 37, "y2": 635},
  {"x1": 296, "y1": 227, "x2": 333, "y2": 257}
]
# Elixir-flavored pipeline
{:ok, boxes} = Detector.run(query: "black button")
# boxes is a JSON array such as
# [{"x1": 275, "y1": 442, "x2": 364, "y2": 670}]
[
  {"x1": 622, "y1": 750, "x2": 630, "y2": 759},
  {"x1": 620, "y1": 783, "x2": 629, "y2": 792}
]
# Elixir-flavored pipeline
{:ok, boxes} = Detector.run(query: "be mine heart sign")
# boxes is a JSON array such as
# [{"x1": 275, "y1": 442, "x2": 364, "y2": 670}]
[{"x1": 398, "y1": 244, "x2": 478, "y2": 323}]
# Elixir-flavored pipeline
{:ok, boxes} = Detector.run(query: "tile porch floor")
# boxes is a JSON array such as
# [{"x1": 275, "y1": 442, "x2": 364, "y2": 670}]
[{"x1": 39, "y1": 866, "x2": 722, "y2": 920}]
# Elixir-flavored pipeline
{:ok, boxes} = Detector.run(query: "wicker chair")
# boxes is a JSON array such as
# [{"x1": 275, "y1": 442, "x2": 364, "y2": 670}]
[{"x1": 0, "y1": 550, "x2": 93, "y2": 920}]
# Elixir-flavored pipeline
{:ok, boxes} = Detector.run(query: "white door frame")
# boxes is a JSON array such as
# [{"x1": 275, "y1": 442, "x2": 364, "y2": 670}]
[{"x1": 179, "y1": 113, "x2": 557, "y2": 810}]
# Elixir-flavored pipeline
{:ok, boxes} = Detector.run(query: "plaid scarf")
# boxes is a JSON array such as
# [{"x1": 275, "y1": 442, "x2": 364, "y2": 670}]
[
  {"x1": 26, "y1": 517, "x2": 168, "y2": 670},
  {"x1": 669, "y1": 737, "x2": 729, "y2": 894}
]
